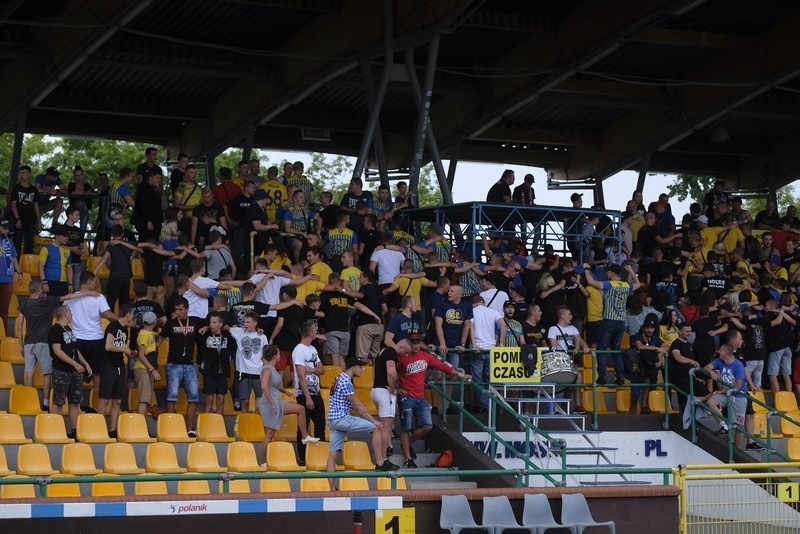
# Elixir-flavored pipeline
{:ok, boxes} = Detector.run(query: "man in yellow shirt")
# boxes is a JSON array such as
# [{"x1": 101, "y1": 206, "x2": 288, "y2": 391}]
[
  {"x1": 381, "y1": 260, "x2": 436, "y2": 308},
  {"x1": 134, "y1": 312, "x2": 162, "y2": 416},
  {"x1": 259, "y1": 166, "x2": 288, "y2": 223},
  {"x1": 340, "y1": 251, "x2": 362, "y2": 292},
  {"x1": 695, "y1": 215, "x2": 720, "y2": 257},
  {"x1": 306, "y1": 246, "x2": 332, "y2": 284},
  {"x1": 172, "y1": 165, "x2": 202, "y2": 219}
]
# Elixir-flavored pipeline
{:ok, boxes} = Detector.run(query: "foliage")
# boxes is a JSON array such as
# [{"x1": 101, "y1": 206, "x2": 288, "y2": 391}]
[
  {"x1": 665, "y1": 173, "x2": 718, "y2": 203},
  {"x1": 745, "y1": 184, "x2": 800, "y2": 215}
]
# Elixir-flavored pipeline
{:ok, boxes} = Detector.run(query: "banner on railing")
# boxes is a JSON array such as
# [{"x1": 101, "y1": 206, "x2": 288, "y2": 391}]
[{"x1": 490, "y1": 346, "x2": 540, "y2": 383}]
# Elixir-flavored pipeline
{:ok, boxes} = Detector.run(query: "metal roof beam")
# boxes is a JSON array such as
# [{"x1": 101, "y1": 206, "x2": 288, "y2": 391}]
[
  {"x1": 665, "y1": 139, "x2": 772, "y2": 157},
  {"x1": 25, "y1": 109, "x2": 181, "y2": 145},
  {"x1": 628, "y1": 27, "x2": 754, "y2": 49},
  {"x1": 218, "y1": 0, "x2": 342, "y2": 12},
  {"x1": 83, "y1": 57, "x2": 275, "y2": 80},
  {"x1": 549, "y1": 78, "x2": 669, "y2": 101},
  {"x1": 475, "y1": 126, "x2": 596, "y2": 147},
  {"x1": 460, "y1": 11, "x2": 554, "y2": 33},
  {"x1": 38, "y1": 94, "x2": 205, "y2": 121},
  {"x1": 548, "y1": 10, "x2": 800, "y2": 184},
  {"x1": 535, "y1": 94, "x2": 673, "y2": 111}
]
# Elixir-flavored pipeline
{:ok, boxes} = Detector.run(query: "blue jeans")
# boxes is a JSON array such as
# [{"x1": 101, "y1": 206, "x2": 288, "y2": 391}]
[
  {"x1": 470, "y1": 351, "x2": 490, "y2": 408},
  {"x1": 166, "y1": 363, "x2": 200, "y2": 402},
  {"x1": 399, "y1": 396, "x2": 432, "y2": 432},
  {"x1": 596, "y1": 319, "x2": 626, "y2": 381}
]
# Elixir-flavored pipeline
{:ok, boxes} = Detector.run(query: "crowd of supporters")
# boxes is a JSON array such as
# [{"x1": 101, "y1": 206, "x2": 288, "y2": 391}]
[{"x1": 0, "y1": 153, "x2": 792, "y2": 469}]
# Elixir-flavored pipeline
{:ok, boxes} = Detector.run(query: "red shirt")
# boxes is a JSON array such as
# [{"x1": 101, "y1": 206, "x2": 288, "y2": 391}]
[
  {"x1": 397, "y1": 349, "x2": 455, "y2": 398},
  {"x1": 213, "y1": 181, "x2": 242, "y2": 208}
]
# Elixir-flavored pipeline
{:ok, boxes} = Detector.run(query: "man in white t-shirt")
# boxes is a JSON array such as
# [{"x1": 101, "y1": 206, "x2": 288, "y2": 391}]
[
  {"x1": 369, "y1": 241, "x2": 404, "y2": 285},
  {"x1": 65, "y1": 271, "x2": 117, "y2": 388},
  {"x1": 292, "y1": 321, "x2": 325, "y2": 463},
  {"x1": 228, "y1": 311, "x2": 268, "y2": 413},
  {"x1": 547, "y1": 306, "x2": 589, "y2": 414},
  {"x1": 479, "y1": 274, "x2": 510, "y2": 315},
  {"x1": 184, "y1": 258, "x2": 249, "y2": 318},
  {"x1": 469, "y1": 295, "x2": 505, "y2": 412}
]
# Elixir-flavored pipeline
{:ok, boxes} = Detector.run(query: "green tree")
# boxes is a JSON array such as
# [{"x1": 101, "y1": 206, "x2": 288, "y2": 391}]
[
  {"x1": 665, "y1": 173, "x2": 718, "y2": 203},
  {"x1": 745, "y1": 185, "x2": 800, "y2": 215},
  {"x1": 306, "y1": 152, "x2": 353, "y2": 199}
]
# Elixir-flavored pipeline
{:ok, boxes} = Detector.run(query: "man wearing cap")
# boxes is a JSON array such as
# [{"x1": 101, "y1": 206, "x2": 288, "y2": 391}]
[
  {"x1": 39, "y1": 225, "x2": 72, "y2": 297},
  {"x1": 134, "y1": 310, "x2": 162, "y2": 417},
  {"x1": 584, "y1": 263, "x2": 642, "y2": 385},
  {"x1": 325, "y1": 355, "x2": 382, "y2": 485},
  {"x1": 0, "y1": 217, "x2": 21, "y2": 329},
  {"x1": 34, "y1": 166, "x2": 64, "y2": 228},
  {"x1": 397, "y1": 333, "x2": 472, "y2": 467},
  {"x1": 694, "y1": 215, "x2": 719, "y2": 257},
  {"x1": 631, "y1": 316, "x2": 667, "y2": 414}
]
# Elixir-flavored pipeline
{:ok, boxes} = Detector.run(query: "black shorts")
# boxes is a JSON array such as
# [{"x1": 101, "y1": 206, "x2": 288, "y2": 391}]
[
  {"x1": 203, "y1": 375, "x2": 228, "y2": 396},
  {"x1": 99, "y1": 365, "x2": 126, "y2": 400},
  {"x1": 76, "y1": 338, "x2": 105, "y2": 375},
  {"x1": 52, "y1": 368, "x2": 83, "y2": 406}
]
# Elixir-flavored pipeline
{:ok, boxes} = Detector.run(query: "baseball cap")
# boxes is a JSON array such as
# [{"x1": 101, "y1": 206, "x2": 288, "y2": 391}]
[
  {"x1": 345, "y1": 356, "x2": 369, "y2": 369},
  {"x1": 408, "y1": 331, "x2": 422, "y2": 343},
  {"x1": 643, "y1": 317, "x2": 658, "y2": 328},
  {"x1": 570, "y1": 193, "x2": 583, "y2": 202},
  {"x1": 0, "y1": 218, "x2": 9, "y2": 228},
  {"x1": 253, "y1": 189, "x2": 268, "y2": 201},
  {"x1": 45, "y1": 166, "x2": 60, "y2": 177},
  {"x1": 142, "y1": 312, "x2": 158, "y2": 325},
  {"x1": 606, "y1": 264, "x2": 624, "y2": 277},
  {"x1": 694, "y1": 215, "x2": 709, "y2": 224}
]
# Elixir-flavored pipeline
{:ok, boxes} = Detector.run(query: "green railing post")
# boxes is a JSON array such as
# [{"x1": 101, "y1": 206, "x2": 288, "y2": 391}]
[
  {"x1": 37, "y1": 478, "x2": 47, "y2": 498},
  {"x1": 591, "y1": 349, "x2": 598, "y2": 431},
  {"x1": 458, "y1": 379, "x2": 465, "y2": 434},
  {"x1": 663, "y1": 355, "x2": 670, "y2": 430},
  {"x1": 689, "y1": 369, "x2": 697, "y2": 443},
  {"x1": 726, "y1": 391, "x2": 735, "y2": 464}
]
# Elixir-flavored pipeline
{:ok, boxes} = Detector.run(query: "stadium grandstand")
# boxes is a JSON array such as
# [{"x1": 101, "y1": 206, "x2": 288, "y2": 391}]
[{"x1": 3, "y1": 1, "x2": 800, "y2": 533}]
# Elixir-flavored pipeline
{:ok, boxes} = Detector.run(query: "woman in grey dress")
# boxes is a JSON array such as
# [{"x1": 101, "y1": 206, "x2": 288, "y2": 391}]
[{"x1": 259, "y1": 345, "x2": 319, "y2": 465}]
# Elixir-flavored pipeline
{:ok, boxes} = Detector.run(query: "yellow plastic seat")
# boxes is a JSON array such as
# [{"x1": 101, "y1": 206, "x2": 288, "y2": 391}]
[
  {"x1": 177, "y1": 480, "x2": 211, "y2": 495},
  {"x1": 87, "y1": 388, "x2": 110, "y2": 415},
  {"x1": 275, "y1": 413, "x2": 298, "y2": 442},
  {"x1": 616, "y1": 389, "x2": 631, "y2": 414},
  {"x1": 145, "y1": 442, "x2": 187, "y2": 474},
  {"x1": 259, "y1": 477, "x2": 291, "y2": 492},
  {"x1": 305, "y1": 441, "x2": 336, "y2": 471},
  {"x1": 117, "y1": 413, "x2": 156, "y2": 443},
  {"x1": 0, "y1": 413, "x2": 33, "y2": 444},
  {"x1": 197, "y1": 413, "x2": 234, "y2": 443},
  {"x1": 775, "y1": 391, "x2": 799, "y2": 413},
  {"x1": 46, "y1": 474, "x2": 82, "y2": 498},
  {"x1": 127, "y1": 388, "x2": 140, "y2": 413},
  {"x1": 13, "y1": 314, "x2": 25, "y2": 340},
  {"x1": 17, "y1": 443, "x2": 57, "y2": 475},
  {"x1": 34, "y1": 414, "x2": 74, "y2": 444},
  {"x1": 32, "y1": 364, "x2": 45, "y2": 389},
  {"x1": 76, "y1": 413, "x2": 115, "y2": 443},
  {"x1": 48, "y1": 390, "x2": 72, "y2": 416},
  {"x1": 1, "y1": 340, "x2": 25, "y2": 365},
  {"x1": 0, "y1": 320, "x2": 6, "y2": 339},
  {"x1": 157, "y1": 339, "x2": 169, "y2": 366},
  {"x1": 321, "y1": 365, "x2": 342, "y2": 389},
  {"x1": 87, "y1": 256, "x2": 110, "y2": 280},
  {"x1": 236, "y1": 413, "x2": 266, "y2": 442},
  {"x1": 353, "y1": 366, "x2": 373, "y2": 389},
  {"x1": 648, "y1": 390, "x2": 676, "y2": 414},
  {"x1": 103, "y1": 443, "x2": 145, "y2": 474},
  {"x1": 266, "y1": 441, "x2": 305, "y2": 472},
  {"x1": 780, "y1": 411, "x2": 800, "y2": 437},
  {"x1": 228, "y1": 441, "x2": 268, "y2": 472},
  {"x1": 300, "y1": 478, "x2": 330, "y2": 492},
  {"x1": 582, "y1": 390, "x2": 610, "y2": 414},
  {"x1": 20, "y1": 254, "x2": 38, "y2": 276},
  {"x1": 13, "y1": 272, "x2": 32, "y2": 296},
  {"x1": 8, "y1": 295, "x2": 18, "y2": 319},
  {"x1": 219, "y1": 391, "x2": 240, "y2": 415},
  {"x1": 219, "y1": 479, "x2": 251, "y2": 494},
  {"x1": 354, "y1": 389, "x2": 378, "y2": 416},
  {"x1": 754, "y1": 412, "x2": 783, "y2": 439},
  {"x1": 787, "y1": 438, "x2": 800, "y2": 460},
  {"x1": 0, "y1": 447, "x2": 13, "y2": 476},
  {"x1": 752, "y1": 391, "x2": 769, "y2": 414},
  {"x1": 91, "y1": 474, "x2": 126, "y2": 497},
  {"x1": 343, "y1": 441, "x2": 374, "y2": 470},
  {"x1": 340, "y1": 476, "x2": 370, "y2": 491},
  {"x1": 0, "y1": 475, "x2": 36, "y2": 498},
  {"x1": 0, "y1": 361, "x2": 16, "y2": 388},
  {"x1": 186, "y1": 442, "x2": 226, "y2": 473},
  {"x1": 61, "y1": 443, "x2": 102, "y2": 474},
  {"x1": 377, "y1": 477, "x2": 407, "y2": 490},
  {"x1": 131, "y1": 258, "x2": 144, "y2": 280},
  {"x1": 134, "y1": 481, "x2": 168, "y2": 495},
  {"x1": 156, "y1": 413, "x2": 196, "y2": 443}
]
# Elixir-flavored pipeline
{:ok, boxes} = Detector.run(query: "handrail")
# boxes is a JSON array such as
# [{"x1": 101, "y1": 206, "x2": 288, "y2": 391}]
[
  {"x1": 427, "y1": 378, "x2": 567, "y2": 487},
  {"x1": 0, "y1": 466, "x2": 675, "y2": 498}
]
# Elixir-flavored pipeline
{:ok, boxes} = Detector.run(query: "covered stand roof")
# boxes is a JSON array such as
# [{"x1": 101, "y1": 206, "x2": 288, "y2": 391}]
[{"x1": 2, "y1": 0, "x2": 800, "y2": 191}]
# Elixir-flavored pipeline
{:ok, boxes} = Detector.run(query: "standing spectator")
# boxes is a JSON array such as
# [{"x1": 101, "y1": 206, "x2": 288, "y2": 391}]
[
  {"x1": 202, "y1": 231, "x2": 235, "y2": 281},
  {"x1": 61, "y1": 207, "x2": 86, "y2": 293},
  {"x1": 326, "y1": 212, "x2": 359, "y2": 271},
  {"x1": 229, "y1": 311, "x2": 268, "y2": 413},
  {"x1": 39, "y1": 225, "x2": 72, "y2": 297},
  {"x1": 130, "y1": 282, "x2": 166, "y2": 330},
  {"x1": 138, "y1": 239, "x2": 174, "y2": 307},
  {"x1": 470, "y1": 295, "x2": 504, "y2": 412},
  {"x1": 584, "y1": 263, "x2": 641, "y2": 385},
  {"x1": 397, "y1": 333, "x2": 471, "y2": 467},
  {"x1": 34, "y1": 166, "x2": 64, "y2": 228},
  {"x1": 372, "y1": 184, "x2": 396, "y2": 225},
  {"x1": 288, "y1": 161, "x2": 315, "y2": 206},
  {"x1": 319, "y1": 273, "x2": 356, "y2": 370},
  {"x1": 339, "y1": 177, "x2": 373, "y2": 212},
  {"x1": 704, "y1": 342, "x2": 747, "y2": 449},
  {"x1": 669, "y1": 323, "x2": 702, "y2": 412},
  {"x1": 385, "y1": 296, "x2": 422, "y2": 347},
  {"x1": 325, "y1": 355, "x2": 382, "y2": 484},
  {"x1": 754, "y1": 201, "x2": 780, "y2": 230},
  {"x1": 372, "y1": 341, "x2": 411, "y2": 469},
  {"x1": 190, "y1": 188, "x2": 227, "y2": 248},
  {"x1": 196, "y1": 311, "x2": 234, "y2": 415},
  {"x1": 317, "y1": 191, "x2": 341, "y2": 235},
  {"x1": 479, "y1": 273, "x2": 510, "y2": 314},
  {"x1": 234, "y1": 160, "x2": 250, "y2": 188},
  {"x1": 66, "y1": 165, "x2": 94, "y2": 232},
  {"x1": 169, "y1": 153, "x2": 188, "y2": 195},
  {"x1": 280, "y1": 162, "x2": 294, "y2": 185},
  {"x1": 133, "y1": 311, "x2": 162, "y2": 416},
  {"x1": 259, "y1": 166, "x2": 287, "y2": 224},
  {"x1": 547, "y1": 306, "x2": 588, "y2": 414},
  {"x1": 354, "y1": 270, "x2": 385, "y2": 360},
  {"x1": 502, "y1": 300, "x2": 525, "y2": 347},
  {"x1": 133, "y1": 168, "x2": 164, "y2": 241},
  {"x1": 10, "y1": 165, "x2": 40, "y2": 254},
  {"x1": 173, "y1": 165, "x2": 202, "y2": 225},
  {"x1": 135, "y1": 146, "x2": 163, "y2": 185},
  {"x1": 49, "y1": 305, "x2": 92, "y2": 438},
  {"x1": 98, "y1": 304, "x2": 134, "y2": 438},
  {"x1": 702, "y1": 180, "x2": 729, "y2": 219},
  {"x1": 293, "y1": 321, "x2": 326, "y2": 465},
  {"x1": 730, "y1": 196, "x2": 753, "y2": 225},
  {"x1": 248, "y1": 158, "x2": 264, "y2": 184},
  {"x1": 157, "y1": 297, "x2": 201, "y2": 437},
  {"x1": 213, "y1": 167, "x2": 242, "y2": 225},
  {"x1": 433, "y1": 284, "x2": 473, "y2": 414},
  {"x1": 244, "y1": 189, "x2": 279, "y2": 258},
  {"x1": 0, "y1": 217, "x2": 21, "y2": 329},
  {"x1": 94, "y1": 225, "x2": 142, "y2": 311},
  {"x1": 65, "y1": 272, "x2": 116, "y2": 389},
  {"x1": 271, "y1": 286, "x2": 305, "y2": 377},
  {"x1": 764, "y1": 299, "x2": 796, "y2": 394},
  {"x1": 486, "y1": 169, "x2": 514, "y2": 203},
  {"x1": 106, "y1": 168, "x2": 135, "y2": 228},
  {"x1": 512, "y1": 173, "x2": 535, "y2": 205},
  {"x1": 282, "y1": 189, "x2": 315, "y2": 263}
]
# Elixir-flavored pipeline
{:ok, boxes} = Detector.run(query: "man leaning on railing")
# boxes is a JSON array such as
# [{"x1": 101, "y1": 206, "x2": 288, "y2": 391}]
[{"x1": 704, "y1": 342, "x2": 747, "y2": 449}]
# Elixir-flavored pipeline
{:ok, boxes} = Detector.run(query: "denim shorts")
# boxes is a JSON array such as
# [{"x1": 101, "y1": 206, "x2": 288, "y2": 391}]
[
  {"x1": 166, "y1": 363, "x2": 200, "y2": 403},
  {"x1": 399, "y1": 396, "x2": 432, "y2": 432},
  {"x1": 328, "y1": 415, "x2": 376, "y2": 452},
  {"x1": 768, "y1": 347, "x2": 792, "y2": 376}
]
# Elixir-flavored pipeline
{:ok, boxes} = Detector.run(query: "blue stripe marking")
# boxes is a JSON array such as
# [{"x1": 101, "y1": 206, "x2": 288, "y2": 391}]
[
  {"x1": 31, "y1": 504, "x2": 64, "y2": 518},
  {"x1": 95, "y1": 503, "x2": 127, "y2": 517},
  {"x1": 295, "y1": 498, "x2": 324, "y2": 512},
  {"x1": 350, "y1": 497, "x2": 379, "y2": 510},
  {"x1": 238, "y1": 500, "x2": 267, "y2": 514}
]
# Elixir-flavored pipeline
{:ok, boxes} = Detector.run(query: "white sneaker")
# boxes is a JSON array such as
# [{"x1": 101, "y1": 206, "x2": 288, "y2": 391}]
[{"x1": 301, "y1": 435, "x2": 321, "y2": 444}]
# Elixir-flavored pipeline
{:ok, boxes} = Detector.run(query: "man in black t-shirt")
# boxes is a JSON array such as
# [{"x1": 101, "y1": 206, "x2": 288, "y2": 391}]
[
  {"x1": 522, "y1": 304, "x2": 548, "y2": 347},
  {"x1": 230, "y1": 282, "x2": 271, "y2": 329},
  {"x1": 49, "y1": 305, "x2": 91, "y2": 437},
  {"x1": 10, "y1": 165, "x2": 40, "y2": 254},
  {"x1": 371, "y1": 340, "x2": 411, "y2": 470},
  {"x1": 669, "y1": 323, "x2": 702, "y2": 411},
  {"x1": 98, "y1": 304, "x2": 134, "y2": 437},
  {"x1": 95, "y1": 224, "x2": 141, "y2": 312},
  {"x1": 354, "y1": 270, "x2": 385, "y2": 360},
  {"x1": 196, "y1": 311, "x2": 235, "y2": 415},
  {"x1": 486, "y1": 169, "x2": 514, "y2": 203},
  {"x1": 139, "y1": 239, "x2": 174, "y2": 307},
  {"x1": 320, "y1": 273, "x2": 357, "y2": 369},
  {"x1": 156, "y1": 297, "x2": 202, "y2": 436},
  {"x1": 190, "y1": 189, "x2": 226, "y2": 248},
  {"x1": 60, "y1": 206, "x2": 87, "y2": 292},
  {"x1": 131, "y1": 282, "x2": 166, "y2": 330}
]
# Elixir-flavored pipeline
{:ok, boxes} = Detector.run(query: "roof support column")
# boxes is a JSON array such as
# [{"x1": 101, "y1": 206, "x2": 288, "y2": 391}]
[
  {"x1": 241, "y1": 130, "x2": 254, "y2": 163},
  {"x1": 407, "y1": 33, "x2": 440, "y2": 197},
  {"x1": 594, "y1": 181, "x2": 605, "y2": 208},
  {"x1": 446, "y1": 140, "x2": 461, "y2": 192},
  {"x1": 359, "y1": 59, "x2": 389, "y2": 186},
  {"x1": 404, "y1": 36, "x2": 452, "y2": 205},
  {"x1": 7, "y1": 108, "x2": 26, "y2": 190},
  {"x1": 636, "y1": 152, "x2": 650, "y2": 193},
  {"x1": 352, "y1": 0, "x2": 394, "y2": 181}
]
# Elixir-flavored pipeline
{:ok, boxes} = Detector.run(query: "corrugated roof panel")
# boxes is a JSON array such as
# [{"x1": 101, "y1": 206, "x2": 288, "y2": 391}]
[
  {"x1": 509, "y1": 101, "x2": 628, "y2": 133},
  {"x1": 588, "y1": 41, "x2": 725, "y2": 80},
  {"x1": 659, "y1": 0, "x2": 797, "y2": 35}
]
